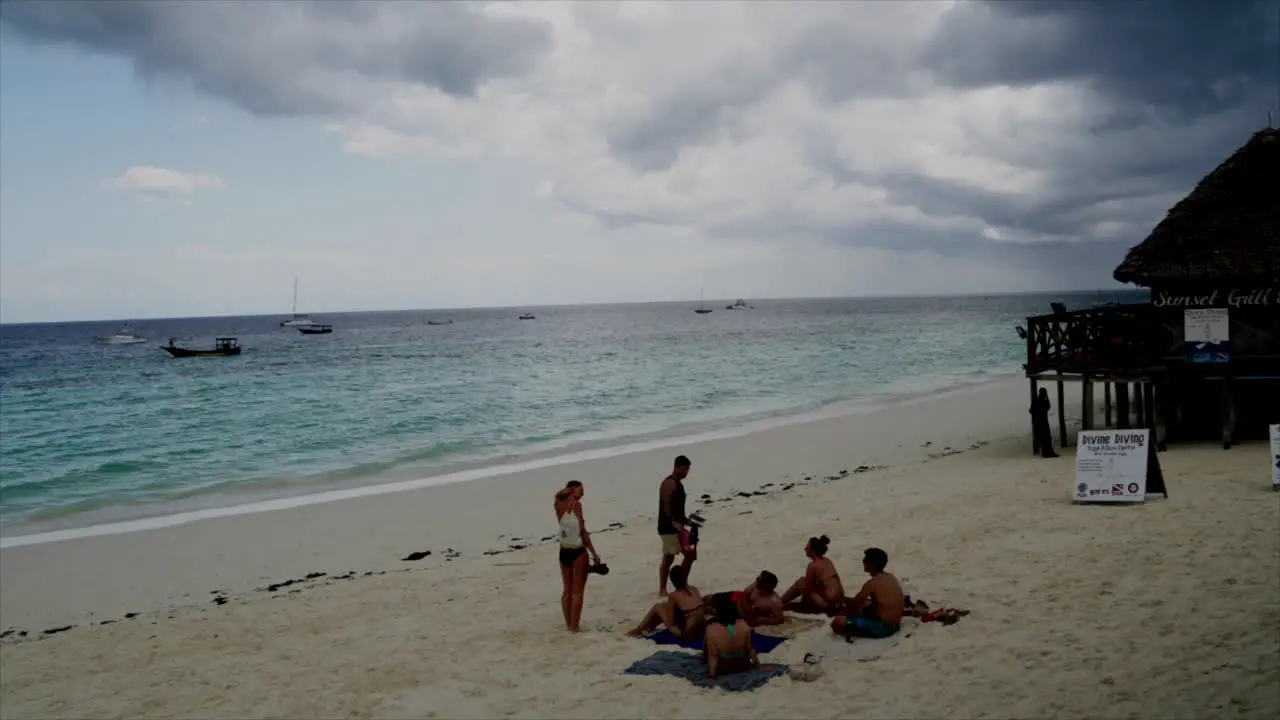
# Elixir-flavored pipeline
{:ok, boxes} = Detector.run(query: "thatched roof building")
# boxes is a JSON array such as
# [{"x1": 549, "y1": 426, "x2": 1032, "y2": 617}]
[{"x1": 1113, "y1": 128, "x2": 1280, "y2": 288}]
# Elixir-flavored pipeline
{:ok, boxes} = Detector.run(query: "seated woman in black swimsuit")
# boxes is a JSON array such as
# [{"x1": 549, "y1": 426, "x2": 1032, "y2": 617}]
[
  {"x1": 779, "y1": 534, "x2": 845, "y2": 616},
  {"x1": 627, "y1": 565, "x2": 704, "y2": 637}
]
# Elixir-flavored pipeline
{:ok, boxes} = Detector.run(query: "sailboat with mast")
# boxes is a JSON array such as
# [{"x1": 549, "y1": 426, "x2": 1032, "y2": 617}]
[
  {"x1": 280, "y1": 277, "x2": 319, "y2": 327},
  {"x1": 694, "y1": 289, "x2": 713, "y2": 314}
]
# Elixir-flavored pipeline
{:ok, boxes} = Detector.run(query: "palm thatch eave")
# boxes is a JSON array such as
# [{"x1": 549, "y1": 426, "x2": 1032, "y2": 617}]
[{"x1": 1112, "y1": 128, "x2": 1280, "y2": 288}]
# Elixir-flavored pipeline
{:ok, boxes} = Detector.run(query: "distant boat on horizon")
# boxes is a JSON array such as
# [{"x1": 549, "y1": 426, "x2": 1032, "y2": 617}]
[
  {"x1": 280, "y1": 277, "x2": 321, "y2": 328},
  {"x1": 162, "y1": 336, "x2": 242, "y2": 358},
  {"x1": 725, "y1": 298, "x2": 752, "y2": 310},
  {"x1": 427, "y1": 319, "x2": 454, "y2": 325},
  {"x1": 98, "y1": 324, "x2": 147, "y2": 345},
  {"x1": 518, "y1": 313, "x2": 536, "y2": 320},
  {"x1": 695, "y1": 289, "x2": 713, "y2": 314},
  {"x1": 297, "y1": 324, "x2": 332, "y2": 335}
]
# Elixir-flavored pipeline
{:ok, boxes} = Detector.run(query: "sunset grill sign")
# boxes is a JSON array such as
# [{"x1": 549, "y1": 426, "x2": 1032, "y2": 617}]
[{"x1": 1152, "y1": 288, "x2": 1275, "y2": 309}]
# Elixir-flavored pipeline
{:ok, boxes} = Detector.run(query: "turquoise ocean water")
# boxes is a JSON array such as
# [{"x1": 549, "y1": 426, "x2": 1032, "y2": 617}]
[{"x1": 0, "y1": 291, "x2": 1144, "y2": 534}]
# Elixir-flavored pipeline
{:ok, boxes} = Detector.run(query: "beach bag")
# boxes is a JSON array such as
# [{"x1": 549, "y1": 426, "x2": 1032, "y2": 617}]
[{"x1": 790, "y1": 653, "x2": 825, "y2": 682}]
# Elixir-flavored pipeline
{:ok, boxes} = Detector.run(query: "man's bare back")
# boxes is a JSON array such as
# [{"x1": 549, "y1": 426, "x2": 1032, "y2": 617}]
[
  {"x1": 741, "y1": 580, "x2": 784, "y2": 626},
  {"x1": 857, "y1": 571, "x2": 904, "y2": 626}
]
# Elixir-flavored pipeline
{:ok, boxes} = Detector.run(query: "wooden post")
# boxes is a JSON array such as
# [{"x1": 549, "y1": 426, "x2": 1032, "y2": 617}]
[
  {"x1": 1153, "y1": 379, "x2": 1168, "y2": 451},
  {"x1": 1222, "y1": 377, "x2": 1237, "y2": 450},
  {"x1": 1133, "y1": 382, "x2": 1144, "y2": 429},
  {"x1": 1082, "y1": 377, "x2": 1095, "y2": 431},
  {"x1": 1104, "y1": 382, "x2": 1112, "y2": 428},
  {"x1": 1057, "y1": 373, "x2": 1067, "y2": 449},
  {"x1": 1029, "y1": 378, "x2": 1039, "y2": 455},
  {"x1": 1116, "y1": 383, "x2": 1130, "y2": 429},
  {"x1": 1152, "y1": 381, "x2": 1162, "y2": 430}
]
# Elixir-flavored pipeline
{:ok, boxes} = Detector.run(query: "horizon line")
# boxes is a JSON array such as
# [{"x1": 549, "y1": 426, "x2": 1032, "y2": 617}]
[{"x1": 0, "y1": 286, "x2": 1145, "y2": 327}]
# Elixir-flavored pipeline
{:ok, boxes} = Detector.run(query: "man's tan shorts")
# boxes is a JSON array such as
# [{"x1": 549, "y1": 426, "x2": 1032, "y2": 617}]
[{"x1": 660, "y1": 533, "x2": 682, "y2": 556}]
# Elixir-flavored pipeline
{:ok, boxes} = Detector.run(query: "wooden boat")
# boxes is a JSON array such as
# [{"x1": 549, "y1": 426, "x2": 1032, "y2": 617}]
[
  {"x1": 297, "y1": 324, "x2": 333, "y2": 334},
  {"x1": 161, "y1": 337, "x2": 242, "y2": 357}
]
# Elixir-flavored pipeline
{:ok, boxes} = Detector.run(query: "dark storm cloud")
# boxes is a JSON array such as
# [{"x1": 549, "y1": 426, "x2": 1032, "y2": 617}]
[
  {"x1": 589, "y1": 0, "x2": 1276, "y2": 287},
  {"x1": 925, "y1": 0, "x2": 1276, "y2": 117},
  {"x1": 0, "y1": 0, "x2": 553, "y2": 116}
]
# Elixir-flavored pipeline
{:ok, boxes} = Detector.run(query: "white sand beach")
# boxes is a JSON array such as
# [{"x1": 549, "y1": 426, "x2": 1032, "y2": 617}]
[{"x1": 2, "y1": 379, "x2": 1277, "y2": 719}]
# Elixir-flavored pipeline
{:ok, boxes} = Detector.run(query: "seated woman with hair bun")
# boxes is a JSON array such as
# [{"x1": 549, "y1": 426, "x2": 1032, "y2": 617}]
[{"x1": 778, "y1": 535, "x2": 845, "y2": 616}]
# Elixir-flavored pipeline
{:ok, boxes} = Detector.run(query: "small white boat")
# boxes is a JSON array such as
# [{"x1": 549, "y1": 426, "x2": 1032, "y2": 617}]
[
  {"x1": 99, "y1": 325, "x2": 147, "y2": 345},
  {"x1": 725, "y1": 298, "x2": 752, "y2": 310},
  {"x1": 281, "y1": 315, "x2": 317, "y2": 328},
  {"x1": 280, "y1": 277, "x2": 321, "y2": 327}
]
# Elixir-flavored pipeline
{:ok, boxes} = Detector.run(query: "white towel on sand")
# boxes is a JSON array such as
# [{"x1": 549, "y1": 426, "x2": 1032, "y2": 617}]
[{"x1": 803, "y1": 617, "x2": 920, "y2": 663}]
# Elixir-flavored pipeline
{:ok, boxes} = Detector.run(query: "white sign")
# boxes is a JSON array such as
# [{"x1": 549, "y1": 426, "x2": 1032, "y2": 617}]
[
  {"x1": 1271, "y1": 425, "x2": 1280, "y2": 490},
  {"x1": 1184, "y1": 308, "x2": 1230, "y2": 344},
  {"x1": 1073, "y1": 429, "x2": 1149, "y2": 503}
]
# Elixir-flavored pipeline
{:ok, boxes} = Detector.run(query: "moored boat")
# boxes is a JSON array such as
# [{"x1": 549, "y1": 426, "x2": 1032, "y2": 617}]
[
  {"x1": 99, "y1": 324, "x2": 148, "y2": 344},
  {"x1": 161, "y1": 337, "x2": 242, "y2": 357},
  {"x1": 280, "y1": 277, "x2": 321, "y2": 327},
  {"x1": 297, "y1": 324, "x2": 333, "y2": 335}
]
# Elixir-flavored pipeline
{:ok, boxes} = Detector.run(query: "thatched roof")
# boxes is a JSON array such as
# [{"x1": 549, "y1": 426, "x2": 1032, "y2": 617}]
[{"x1": 1112, "y1": 128, "x2": 1280, "y2": 288}]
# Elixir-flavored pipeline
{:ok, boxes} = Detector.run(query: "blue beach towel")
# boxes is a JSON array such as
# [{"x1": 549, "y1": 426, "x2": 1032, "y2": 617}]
[
  {"x1": 624, "y1": 650, "x2": 788, "y2": 691},
  {"x1": 644, "y1": 629, "x2": 787, "y2": 654}
]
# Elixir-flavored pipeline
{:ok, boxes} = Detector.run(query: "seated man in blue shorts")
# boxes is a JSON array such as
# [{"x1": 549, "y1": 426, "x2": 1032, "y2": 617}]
[{"x1": 829, "y1": 547, "x2": 903, "y2": 640}]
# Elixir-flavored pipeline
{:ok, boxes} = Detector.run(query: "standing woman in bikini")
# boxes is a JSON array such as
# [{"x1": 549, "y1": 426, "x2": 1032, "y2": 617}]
[
  {"x1": 779, "y1": 534, "x2": 845, "y2": 615},
  {"x1": 555, "y1": 481, "x2": 600, "y2": 633}
]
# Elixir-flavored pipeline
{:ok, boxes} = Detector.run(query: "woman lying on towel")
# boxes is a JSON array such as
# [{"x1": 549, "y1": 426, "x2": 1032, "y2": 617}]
[
  {"x1": 704, "y1": 592, "x2": 760, "y2": 679},
  {"x1": 778, "y1": 535, "x2": 846, "y2": 616},
  {"x1": 627, "y1": 565, "x2": 705, "y2": 638}
]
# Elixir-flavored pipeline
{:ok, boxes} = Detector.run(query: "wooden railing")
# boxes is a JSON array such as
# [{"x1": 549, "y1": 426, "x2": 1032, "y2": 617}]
[
  {"x1": 1024, "y1": 303, "x2": 1280, "y2": 376},
  {"x1": 1024, "y1": 304, "x2": 1157, "y2": 376}
]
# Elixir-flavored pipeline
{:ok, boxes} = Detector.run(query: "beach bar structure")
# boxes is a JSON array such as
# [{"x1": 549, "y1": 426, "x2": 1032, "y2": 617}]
[{"x1": 1023, "y1": 128, "x2": 1280, "y2": 451}]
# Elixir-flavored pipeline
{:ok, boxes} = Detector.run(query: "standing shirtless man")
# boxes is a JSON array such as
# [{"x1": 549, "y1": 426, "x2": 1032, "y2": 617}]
[
  {"x1": 830, "y1": 547, "x2": 905, "y2": 639},
  {"x1": 658, "y1": 455, "x2": 696, "y2": 595}
]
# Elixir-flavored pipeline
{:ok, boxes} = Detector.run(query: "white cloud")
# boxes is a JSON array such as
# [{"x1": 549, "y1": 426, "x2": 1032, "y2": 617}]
[{"x1": 103, "y1": 166, "x2": 226, "y2": 199}]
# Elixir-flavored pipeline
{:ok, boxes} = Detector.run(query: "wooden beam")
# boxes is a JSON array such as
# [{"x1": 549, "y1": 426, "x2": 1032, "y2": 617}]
[
  {"x1": 1057, "y1": 374, "x2": 1067, "y2": 449},
  {"x1": 1116, "y1": 383, "x2": 1130, "y2": 430},
  {"x1": 1104, "y1": 382, "x2": 1112, "y2": 427},
  {"x1": 1133, "y1": 382, "x2": 1145, "y2": 430}
]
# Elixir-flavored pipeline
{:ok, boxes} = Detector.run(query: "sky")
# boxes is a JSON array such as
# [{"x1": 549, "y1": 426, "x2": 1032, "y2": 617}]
[{"x1": 0, "y1": 0, "x2": 1276, "y2": 323}]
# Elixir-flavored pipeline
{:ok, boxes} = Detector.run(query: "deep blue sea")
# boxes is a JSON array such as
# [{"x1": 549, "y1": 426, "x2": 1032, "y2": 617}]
[{"x1": 0, "y1": 291, "x2": 1145, "y2": 533}]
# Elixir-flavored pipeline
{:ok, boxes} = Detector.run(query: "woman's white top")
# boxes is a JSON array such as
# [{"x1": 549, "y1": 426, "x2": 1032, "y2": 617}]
[{"x1": 558, "y1": 505, "x2": 583, "y2": 548}]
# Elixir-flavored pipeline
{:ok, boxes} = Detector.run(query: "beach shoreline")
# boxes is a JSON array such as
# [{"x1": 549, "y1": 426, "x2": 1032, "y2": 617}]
[
  {"x1": 3, "y1": 376, "x2": 1276, "y2": 719},
  {"x1": 1, "y1": 377, "x2": 1039, "y2": 630},
  {"x1": 0, "y1": 370, "x2": 1019, "y2": 546}
]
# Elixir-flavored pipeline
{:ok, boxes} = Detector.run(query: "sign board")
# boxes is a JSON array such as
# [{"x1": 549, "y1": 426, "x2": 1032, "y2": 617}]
[
  {"x1": 1271, "y1": 425, "x2": 1280, "y2": 491},
  {"x1": 1183, "y1": 308, "x2": 1230, "y2": 363},
  {"x1": 1153, "y1": 287, "x2": 1275, "y2": 309},
  {"x1": 1074, "y1": 429, "x2": 1157, "y2": 503}
]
